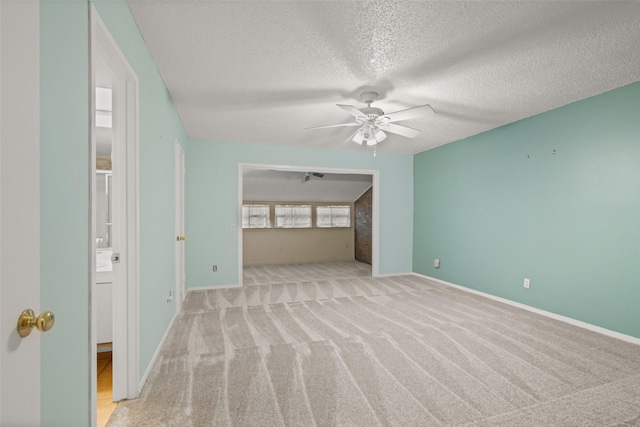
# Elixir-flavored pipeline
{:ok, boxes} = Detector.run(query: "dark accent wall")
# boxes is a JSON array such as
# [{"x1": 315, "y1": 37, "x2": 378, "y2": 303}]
[{"x1": 354, "y1": 187, "x2": 373, "y2": 264}]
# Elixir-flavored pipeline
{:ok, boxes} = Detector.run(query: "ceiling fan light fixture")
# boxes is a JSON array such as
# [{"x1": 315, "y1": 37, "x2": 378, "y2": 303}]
[
  {"x1": 352, "y1": 131, "x2": 364, "y2": 144},
  {"x1": 362, "y1": 124, "x2": 373, "y2": 140},
  {"x1": 365, "y1": 127, "x2": 386, "y2": 146},
  {"x1": 353, "y1": 124, "x2": 386, "y2": 146}
]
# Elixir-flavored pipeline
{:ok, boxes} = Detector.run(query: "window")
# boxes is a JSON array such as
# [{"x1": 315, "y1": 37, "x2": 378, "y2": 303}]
[
  {"x1": 275, "y1": 205, "x2": 311, "y2": 228},
  {"x1": 316, "y1": 205, "x2": 351, "y2": 228},
  {"x1": 242, "y1": 204, "x2": 270, "y2": 228}
]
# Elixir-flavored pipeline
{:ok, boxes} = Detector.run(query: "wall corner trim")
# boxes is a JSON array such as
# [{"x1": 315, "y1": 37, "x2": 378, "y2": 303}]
[{"x1": 412, "y1": 273, "x2": 640, "y2": 346}]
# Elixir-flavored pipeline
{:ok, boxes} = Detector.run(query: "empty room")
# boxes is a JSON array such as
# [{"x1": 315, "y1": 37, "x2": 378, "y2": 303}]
[{"x1": 1, "y1": 1, "x2": 639, "y2": 426}]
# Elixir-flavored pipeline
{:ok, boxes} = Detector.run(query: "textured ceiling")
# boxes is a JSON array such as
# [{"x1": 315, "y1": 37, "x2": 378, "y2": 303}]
[{"x1": 126, "y1": 1, "x2": 640, "y2": 154}]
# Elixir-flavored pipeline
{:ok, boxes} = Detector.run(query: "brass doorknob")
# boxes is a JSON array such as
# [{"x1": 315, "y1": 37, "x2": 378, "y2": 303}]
[
  {"x1": 17, "y1": 309, "x2": 55, "y2": 338},
  {"x1": 176, "y1": 235, "x2": 185, "y2": 241}
]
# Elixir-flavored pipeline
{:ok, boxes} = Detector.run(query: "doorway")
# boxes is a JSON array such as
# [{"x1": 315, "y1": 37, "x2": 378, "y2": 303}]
[
  {"x1": 238, "y1": 164, "x2": 380, "y2": 285},
  {"x1": 90, "y1": 6, "x2": 140, "y2": 426}
]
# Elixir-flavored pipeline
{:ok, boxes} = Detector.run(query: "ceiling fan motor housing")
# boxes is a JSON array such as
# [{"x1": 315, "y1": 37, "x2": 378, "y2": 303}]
[
  {"x1": 360, "y1": 107, "x2": 384, "y2": 118},
  {"x1": 359, "y1": 91, "x2": 384, "y2": 121}
]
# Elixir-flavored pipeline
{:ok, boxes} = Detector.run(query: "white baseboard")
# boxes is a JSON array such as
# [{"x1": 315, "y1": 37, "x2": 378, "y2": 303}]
[
  {"x1": 413, "y1": 273, "x2": 640, "y2": 346},
  {"x1": 376, "y1": 271, "x2": 413, "y2": 278},
  {"x1": 187, "y1": 283, "x2": 242, "y2": 292},
  {"x1": 138, "y1": 312, "x2": 177, "y2": 393}
]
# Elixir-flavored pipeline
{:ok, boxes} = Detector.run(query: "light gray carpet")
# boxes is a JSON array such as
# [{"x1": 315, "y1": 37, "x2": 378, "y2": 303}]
[{"x1": 108, "y1": 262, "x2": 640, "y2": 426}]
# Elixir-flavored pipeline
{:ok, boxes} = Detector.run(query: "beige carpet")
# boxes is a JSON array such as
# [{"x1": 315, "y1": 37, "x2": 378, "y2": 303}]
[{"x1": 108, "y1": 262, "x2": 640, "y2": 426}]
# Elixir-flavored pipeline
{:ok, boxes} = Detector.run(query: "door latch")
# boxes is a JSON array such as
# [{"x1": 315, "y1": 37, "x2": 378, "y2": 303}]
[{"x1": 111, "y1": 253, "x2": 121, "y2": 263}]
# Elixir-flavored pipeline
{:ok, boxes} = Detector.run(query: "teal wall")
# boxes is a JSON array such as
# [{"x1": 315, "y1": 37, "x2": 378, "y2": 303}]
[
  {"x1": 185, "y1": 141, "x2": 414, "y2": 287},
  {"x1": 91, "y1": 0, "x2": 190, "y2": 383},
  {"x1": 40, "y1": 1, "x2": 90, "y2": 425},
  {"x1": 40, "y1": 1, "x2": 189, "y2": 424},
  {"x1": 413, "y1": 82, "x2": 640, "y2": 339}
]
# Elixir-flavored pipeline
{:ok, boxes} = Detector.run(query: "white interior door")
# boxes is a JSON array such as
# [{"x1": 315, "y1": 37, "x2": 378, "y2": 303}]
[
  {"x1": 91, "y1": 7, "x2": 140, "y2": 415},
  {"x1": 175, "y1": 141, "x2": 186, "y2": 313},
  {"x1": 0, "y1": 1, "x2": 42, "y2": 424}
]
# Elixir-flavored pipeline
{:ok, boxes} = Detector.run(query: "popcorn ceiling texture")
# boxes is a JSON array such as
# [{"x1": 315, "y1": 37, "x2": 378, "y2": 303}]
[{"x1": 126, "y1": 1, "x2": 640, "y2": 154}]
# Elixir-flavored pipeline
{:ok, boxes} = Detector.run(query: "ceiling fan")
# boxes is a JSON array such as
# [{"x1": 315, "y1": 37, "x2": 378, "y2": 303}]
[
  {"x1": 302, "y1": 172, "x2": 324, "y2": 183},
  {"x1": 306, "y1": 91, "x2": 435, "y2": 150}
]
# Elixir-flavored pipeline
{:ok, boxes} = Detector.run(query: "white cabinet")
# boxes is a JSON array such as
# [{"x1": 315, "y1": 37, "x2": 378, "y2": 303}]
[
  {"x1": 95, "y1": 281, "x2": 113, "y2": 344},
  {"x1": 96, "y1": 250, "x2": 113, "y2": 344}
]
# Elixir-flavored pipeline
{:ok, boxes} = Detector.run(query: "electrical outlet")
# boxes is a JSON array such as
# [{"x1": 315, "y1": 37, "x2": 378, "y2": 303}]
[
  {"x1": 212, "y1": 265, "x2": 218, "y2": 272},
  {"x1": 523, "y1": 278, "x2": 530, "y2": 289}
]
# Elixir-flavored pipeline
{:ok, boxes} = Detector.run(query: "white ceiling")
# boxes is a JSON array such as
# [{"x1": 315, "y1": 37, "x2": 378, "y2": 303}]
[
  {"x1": 126, "y1": 1, "x2": 640, "y2": 155},
  {"x1": 243, "y1": 169, "x2": 372, "y2": 202}
]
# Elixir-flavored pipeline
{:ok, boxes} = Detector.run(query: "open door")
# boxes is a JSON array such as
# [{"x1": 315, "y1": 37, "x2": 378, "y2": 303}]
[
  {"x1": 91, "y1": 6, "x2": 140, "y2": 423},
  {"x1": 0, "y1": 1, "x2": 43, "y2": 424}
]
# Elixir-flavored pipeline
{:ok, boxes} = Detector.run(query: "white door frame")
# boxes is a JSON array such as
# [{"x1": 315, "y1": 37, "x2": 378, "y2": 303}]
[
  {"x1": 90, "y1": 5, "x2": 140, "y2": 421},
  {"x1": 175, "y1": 140, "x2": 186, "y2": 313},
  {"x1": 237, "y1": 163, "x2": 380, "y2": 284},
  {"x1": 0, "y1": 1, "x2": 41, "y2": 424}
]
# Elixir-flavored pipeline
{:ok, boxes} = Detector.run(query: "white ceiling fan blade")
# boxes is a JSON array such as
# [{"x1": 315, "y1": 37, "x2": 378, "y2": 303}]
[
  {"x1": 337, "y1": 104, "x2": 368, "y2": 119},
  {"x1": 305, "y1": 122, "x2": 360, "y2": 130},
  {"x1": 383, "y1": 123, "x2": 422, "y2": 138},
  {"x1": 383, "y1": 104, "x2": 435, "y2": 123}
]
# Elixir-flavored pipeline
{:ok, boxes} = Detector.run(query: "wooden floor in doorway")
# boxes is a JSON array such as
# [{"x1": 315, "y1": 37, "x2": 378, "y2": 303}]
[{"x1": 97, "y1": 347, "x2": 118, "y2": 426}]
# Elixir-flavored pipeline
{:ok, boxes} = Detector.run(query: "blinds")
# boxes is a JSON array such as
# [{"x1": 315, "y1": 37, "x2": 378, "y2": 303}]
[
  {"x1": 242, "y1": 204, "x2": 270, "y2": 228},
  {"x1": 316, "y1": 205, "x2": 351, "y2": 228},
  {"x1": 242, "y1": 204, "x2": 351, "y2": 228},
  {"x1": 275, "y1": 205, "x2": 312, "y2": 228}
]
